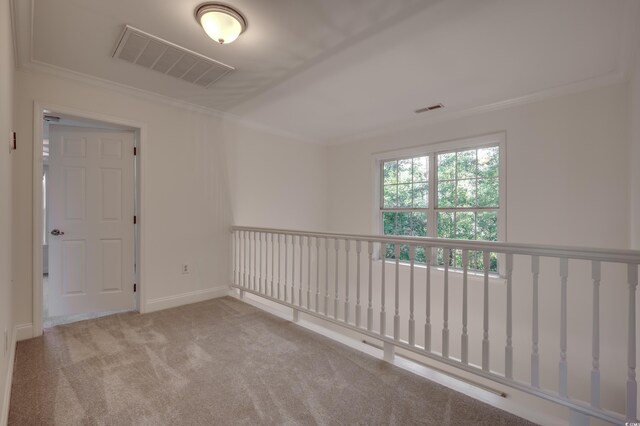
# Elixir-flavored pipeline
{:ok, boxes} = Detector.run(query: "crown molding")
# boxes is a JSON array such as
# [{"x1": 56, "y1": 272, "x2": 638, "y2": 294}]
[
  {"x1": 10, "y1": 0, "x2": 31, "y2": 67},
  {"x1": 12, "y1": 0, "x2": 638, "y2": 148},
  {"x1": 20, "y1": 60, "x2": 317, "y2": 145},
  {"x1": 327, "y1": 69, "x2": 627, "y2": 147},
  {"x1": 8, "y1": 0, "x2": 18, "y2": 67},
  {"x1": 12, "y1": 0, "x2": 316, "y2": 145},
  {"x1": 617, "y1": 0, "x2": 640, "y2": 80}
]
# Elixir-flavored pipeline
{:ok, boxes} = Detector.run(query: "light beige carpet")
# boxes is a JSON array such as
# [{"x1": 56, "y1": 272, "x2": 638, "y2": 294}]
[{"x1": 9, "y1": 297, "x2": 535, "y2": 425}]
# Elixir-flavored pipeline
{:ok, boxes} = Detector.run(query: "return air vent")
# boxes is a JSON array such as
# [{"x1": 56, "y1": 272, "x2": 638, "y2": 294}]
[
  {"x1": 414, "y1": 103, "x2": 444, "y2": 114},
  {"x1": 112, "y1": 25, "x2": 234, "y2": 88}
]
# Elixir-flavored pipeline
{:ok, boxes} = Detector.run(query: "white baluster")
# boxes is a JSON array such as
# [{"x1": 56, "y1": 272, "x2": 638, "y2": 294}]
[
  {"x1": 315, "y1": 237, "x2": 320, "y2": 312},
  {"x1": 262, "y1": 232, "x2": 266, "y2": 294},
  {"x1": 367, "y1": 241, "x2": 373, "y2": 331},
  {"x1": 237, "y1": 231, "x2": 241, "y2": 285},
  {"x1": 306, "y1": 235, "x2": 311, "y2": 309},
  {"x1": 258, "y1": 232, "x2": 263, "y2": 293},
  {"x1": 356, "y1": 240, "x2": 362, "y2": 328},
  {"x1": 270, "y1": 233, "x2": 275, "y2": 297},
  {"x1": 242, "y1": 231, "x2": 247, "y2": 288},
  {"x1": 334, "y1": 238, "x2": 340, "y2": 319},
  {"x1": 531, "y1": 256, "x2": 540, "y2": 388},
  {"x1": 591, "y1": 261, "x2": 601, "y2": 408},
  {"x1": 232, "y1": 230, "x2": 236, "y2": 285},
  {"x1": 559, "y1": 258, "x2": 568, "y2": 398},
  {"x1": 237, "y1": 231, "x2": 242, "y2": 286},
  {"x1": 252, "y1": 231, "x2": 257, "y2": 291},
  {"x1": 292, "y1": 235, "x2": 297, "y2": 305},
  {"x1": 409, "y1": 245, "x2": 415, "y2": 346},
  {"x1": 299, "y1": 235, "x2": 303, "y2": 308},
  {"x1": 443, "y1": 248, "x2": 450, "y2": 358},
  {"x1": 505, "y1": 253, "x2": 514, "y2": 379},
  {"x1": 246, "y1": 231, "x2": 250, "y2": 289},
  {"x1": 461, "y1": 249, "x2": 469, "y2": 364},
  {"x1": 284, "y1": 235, "x2": 289, "y2": 302},
  {"x1": 277, "y1": 234, "x2": 281, "y2": 300},
  {"x1": 250, "y1": 231, "x2": 254, "y2": 290},
  {"x1": 425, "y1": 246, "x2": 431, "y2": 352},
  {"x1": 482, "y1": 250, "x2": 490, "y2": 372},
  {"x1": 253, "y1": 232, "x2": 258, "y2": 292},
  {"x1": 394, "y1": 244, "x2": 400, "y2": 341},
  {"x1": 627, "y1": 264, "x2": 638, "y2": 422},
  {"x1": 324, "y1": 238, "x2": 329, "y2": 315},
  {"x1": 381, "y1": 243, "x2": 387, "y2": 337},
  {"x1": 247, "y1": 231, "x2": 251, "y2": 289},
  {"x1": 344, "y1": 239, "x2": 350, "y2": 323}
]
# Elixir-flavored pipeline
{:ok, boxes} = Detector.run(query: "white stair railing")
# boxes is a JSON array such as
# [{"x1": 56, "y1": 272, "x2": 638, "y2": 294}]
[{"x1": 231, "y1": 226, "x2": 640, "y2": 425}]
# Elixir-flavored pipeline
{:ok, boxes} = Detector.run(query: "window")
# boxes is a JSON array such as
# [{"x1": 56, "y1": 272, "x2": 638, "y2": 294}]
[{"x1": 377, "y1": 133, "x2": 505, "y2": 272}]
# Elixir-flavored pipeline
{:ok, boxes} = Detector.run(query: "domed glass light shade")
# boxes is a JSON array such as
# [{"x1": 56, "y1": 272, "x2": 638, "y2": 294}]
[{"x1": 195, "y1": 3, "x2": 247, "y2": 44}]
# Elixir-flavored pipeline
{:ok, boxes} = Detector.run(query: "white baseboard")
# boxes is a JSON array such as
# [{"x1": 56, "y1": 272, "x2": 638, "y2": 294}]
[
  {"x1": 145, "y1": 287, "x2": 230, "y2": 313},
  {"x1": 1, "y1": 326, "x2": 17, "y2": 426},
  {"x1": 14, "y1": 324, "x2": 33, "y2": 342},
  {"x1": 233, "y1": 293, "x2": 567, "y2": 426}
]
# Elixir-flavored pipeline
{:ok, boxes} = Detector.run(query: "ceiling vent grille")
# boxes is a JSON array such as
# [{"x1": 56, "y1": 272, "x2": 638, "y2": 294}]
[
  {"x1": 414, "y1": 103, "x2": 444, "y2": 114},
  {"x1": 112, "y1": 25, "x2": 234, "y2": 88}
]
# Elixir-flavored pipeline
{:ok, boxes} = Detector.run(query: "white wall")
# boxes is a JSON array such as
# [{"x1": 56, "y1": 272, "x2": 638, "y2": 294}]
[
  {"x1": 628, "y1": 23, "x2": 640, "y2": 418},
  {"x1": 12, "y1": 67, "x2": 328, "y2": 331},
  {"x1": 327, "y1": 83, "x2": 629, "y2": 249},
  {"x1": 0, "y1": 0, "x2": 14, "y2": 421},
  {"x1": 325, "y1": 82, "x2": 632, "y2": 415},
  {"x1": 224, "y1": 123, "x2": 328, "y2": 231},
  {"x1": 630, "y1": 34, "x2": 640, "y2": 250}
]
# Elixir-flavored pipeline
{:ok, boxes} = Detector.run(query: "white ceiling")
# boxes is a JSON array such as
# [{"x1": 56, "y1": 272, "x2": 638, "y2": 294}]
[{"x1": 13, "y1": 0, "x2": 640, "y2": 144}]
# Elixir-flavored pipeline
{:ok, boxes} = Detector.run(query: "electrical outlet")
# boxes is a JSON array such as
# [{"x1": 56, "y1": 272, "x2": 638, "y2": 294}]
[{"x1": 181, "y1": 263, "x2": 190, "y2": 274}]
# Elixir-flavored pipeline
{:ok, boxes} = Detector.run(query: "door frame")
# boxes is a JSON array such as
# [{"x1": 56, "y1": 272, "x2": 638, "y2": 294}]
[{"x1": 32, "y1": 101, "x2": 148, "y2": 337}]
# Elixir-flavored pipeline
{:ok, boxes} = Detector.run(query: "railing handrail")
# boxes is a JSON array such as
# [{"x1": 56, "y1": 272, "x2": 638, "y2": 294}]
[
  {"x1": 231, "y1": 225, "x2": 640, "y2": 264},
  {"x1": 231, "y1": 226, "x2": 639, "y2": 423}
]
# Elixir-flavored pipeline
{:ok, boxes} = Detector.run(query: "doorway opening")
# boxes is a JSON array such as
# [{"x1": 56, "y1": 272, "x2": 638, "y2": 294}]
[{"x1": 37, "y1": 109, "x2": 141, "y2": 330}]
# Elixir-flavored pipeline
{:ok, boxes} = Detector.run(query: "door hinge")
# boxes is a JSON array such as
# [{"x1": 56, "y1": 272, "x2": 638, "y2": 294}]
[
  {"x1": 133, "y1": 283, "x2": 137, "y2": 292},
  {"x1": 134, "y1": 147, "x2": 137, "y2": 156},
  {"x1": 134, "y1": 215, "x2": 137, "y2": 224}
]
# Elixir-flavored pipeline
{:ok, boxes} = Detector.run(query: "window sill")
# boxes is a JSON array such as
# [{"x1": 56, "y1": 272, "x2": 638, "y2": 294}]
[{"x1": 378, "y1": 259, "x2": 506, "y2": 285}]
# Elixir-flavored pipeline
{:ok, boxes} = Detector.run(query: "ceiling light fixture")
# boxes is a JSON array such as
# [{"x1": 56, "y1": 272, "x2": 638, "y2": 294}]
[{"x1": 195, "y1": 3, "x2": 247, "y2": 45}]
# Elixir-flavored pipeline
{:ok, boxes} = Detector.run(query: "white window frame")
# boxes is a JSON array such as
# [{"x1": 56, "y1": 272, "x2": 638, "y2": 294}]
[{"x1": 371, "y1": 132, "x2": 507, "y2": 267}]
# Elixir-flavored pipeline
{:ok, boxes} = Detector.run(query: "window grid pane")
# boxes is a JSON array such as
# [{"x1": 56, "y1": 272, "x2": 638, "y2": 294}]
[
  {"x1": 381, "y1": 145, "x2": 500, "y2": 272},
  {"x1": 436, "y1": 146, "x2": 499, "y2": 209},
  {"x1": 382, "y1": 156, "x2": 429, "y2": 210}
]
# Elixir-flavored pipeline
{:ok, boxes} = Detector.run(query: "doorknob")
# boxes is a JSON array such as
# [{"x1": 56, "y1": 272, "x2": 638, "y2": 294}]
[{"x1": 50, "y1": 229, "x2": 65, "y2": 236}]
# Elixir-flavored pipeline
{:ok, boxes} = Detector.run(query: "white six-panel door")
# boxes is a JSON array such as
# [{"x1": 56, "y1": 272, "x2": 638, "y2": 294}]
[{"x1": 48, "y1": 125, "x2": 135, "y2": 317}]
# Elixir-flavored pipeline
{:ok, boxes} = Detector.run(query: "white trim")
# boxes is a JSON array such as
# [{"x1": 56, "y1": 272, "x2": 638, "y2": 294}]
[
  {"x1": 618, "y1": 0, "x2": 640, "y2": 80},
  {"x1": 12, "y1": 0, "x2": 634, "y2": 148},
  {"x1": 371, "y1": 132, "x2": 507, "y2": 254},
  {"x1": 371, "y1": 131, "x2": 505, "y2": 162},
  {"x1": 9, "y1": 0, "x2": 31, "y2": 68},
  {"x1": 0, "y1": 327, "x2": 16, "y2": 426},
  {"x1": 32, "y1": 102, "x2": 148, "y2": 337},
  {"x1": 20, "y1": 61, "x2": 317, "y2": 146},
  {"x1": 8, "y1": 0, "x2": 18, "y2": 67},
  {"x1": 10, "y1": 0, "x2": 312, "y2": 145},
  {"x1": 329, "y1": 70, "x2": 626, "y2": 146},
  {"x1": 145, "y1": 287, "x2": 230, "y2": 313},
  {"x1": 14, "y1": 324, "x2": 33, "y2": 342},
  {"x1": 31, "y1": 102, "x2": 43, "y2": 338},
  {"x1": 233, "y1": 293, "x2": 565, "y2": 426}
]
